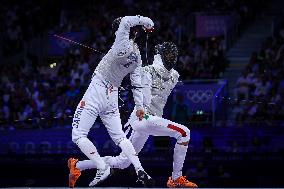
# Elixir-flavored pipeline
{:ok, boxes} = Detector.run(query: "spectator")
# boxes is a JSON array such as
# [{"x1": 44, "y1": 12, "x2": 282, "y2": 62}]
[
  {"x1": 235, "y1": 70, "x2": 253, "y2": 100},
  {"x1": 0, "y1": 0, "x2": 262, "y2": 129},
  {"x1": 172, "y1": 93, "x2": 189, "y2": 125},
  {"x1": 234, "y1": 23, "x2": 284, "y2": 123}
]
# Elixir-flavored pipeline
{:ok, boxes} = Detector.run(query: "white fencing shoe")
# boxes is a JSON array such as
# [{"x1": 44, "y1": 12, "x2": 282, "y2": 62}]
[
  {"x1": 89, "y1": 165, "x2": 111, "y2": 186},
  {"x1": 137, "y1": 169, "x2": 156, "y2": 187}
]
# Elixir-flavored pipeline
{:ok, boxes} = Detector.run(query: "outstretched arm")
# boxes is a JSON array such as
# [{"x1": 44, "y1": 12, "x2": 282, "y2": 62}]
[
  {"x1": 130, "y1": 66, "x2": 144, "y2": 120},
  {"x1": 115, "y1": 16, "x2": 154, "y2": 43},
  {"x1": 142, "y1": 67, "x2": 153, "y2": 111}
]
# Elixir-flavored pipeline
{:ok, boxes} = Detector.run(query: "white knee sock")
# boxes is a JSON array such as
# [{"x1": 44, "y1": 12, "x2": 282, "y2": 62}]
[
  {"x1": 118, "y1": 138, "x2": 143, "y2": 172},
  {"x1": 76, "y1": 160, "x2": 96, "y2": 171},
  {"x1": 76, "y1": 137, "x2": 107, "y2": 170},
  {"x1": 76, "y1": 156, "x2": 121, "y2": 171},
  {"x1": 172, "y1": 143, "x2": 188, "y2": 180}
]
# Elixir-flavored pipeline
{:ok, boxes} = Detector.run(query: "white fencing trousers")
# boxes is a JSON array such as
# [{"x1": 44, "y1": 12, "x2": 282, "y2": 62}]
[
  {"x1": 72, "y1": 74, "x2": 126, "y2": 145},
  {"x1": 107, "y1": 112, "x2": 191, "y2": 169}
]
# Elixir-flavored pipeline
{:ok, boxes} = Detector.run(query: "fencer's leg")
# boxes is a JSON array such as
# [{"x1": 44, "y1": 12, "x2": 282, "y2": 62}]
[
  {"x1": 100, "y1": 111, "x2": 143, "y2": 171},
  {"x1": 70, "y1": 101, "x2": 109, "y2": 187},
  {"x1": 76, "y1": 129, "x2": 150, "y2": 170},
  {"x1": 130, "y1": 115, "x2": 197, "y2": 187},
  {"x1": 129, "y1": 129, "x2": 149, "y2": 153},
  {"x1": 76, "y1": 160, "x2": 97, "y2": 171},
  {"x1": 142, "y1": 116, "x2": 197, "y2": 187},
  {"x1": 75, "y1": 156, "x2": 130, "y2": 171},
  {"x1": 75, "y1": 155, "x2": 131, "y2": 171},
  {"x1": 172, "y1": 141, "x2": 189, "y2": 180},
  {"x1": 100, "y1": 111, "x2": 155, "y2": 186},
  {"x1": 171, "y1": 140, "x2": 198, "y2": 188},
  {"x1": 76, "y1": 116, "x2": 150, "y2": 171},
  {"x1": 72, "y1": 105, "x2": 107, "y2": 170},
  {"x1": 142, "y1": 116, "x2": 191, "y2": 180},
  {"x1": 165, "y1": 123, "x2": 191, "y2": 180},
  {"x1": 74, "y1": 106, "x2": 112, "y2": 187},
  {"x1": 105, "y1": 130, "x2": 149, "y2": 169}
]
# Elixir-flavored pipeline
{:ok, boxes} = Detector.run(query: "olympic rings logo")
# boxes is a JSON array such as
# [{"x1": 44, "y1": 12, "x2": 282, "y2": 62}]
[{"x1": 186, "y1": 90, "x2": 213, "y2": 103}]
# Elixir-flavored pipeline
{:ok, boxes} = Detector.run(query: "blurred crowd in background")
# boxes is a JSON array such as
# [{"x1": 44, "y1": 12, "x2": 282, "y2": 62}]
[
  {"x1": 233, "y1": 24, "x2": 284, "y2": 124},
  {"x1": 0, "y1": 0, "x2": 272, "y2": 129},
  {"x1": 1, "y1": 1, "x2": 284, "y2": 188}
]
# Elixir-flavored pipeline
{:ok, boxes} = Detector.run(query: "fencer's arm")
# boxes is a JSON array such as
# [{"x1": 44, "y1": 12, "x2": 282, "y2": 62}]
[
  {"x1": 172, "y1": 71, "x2": 180, "y2": 89},
  {"x1": 142, "y1": 67, "x2": 152, "y2": 109},
  {"x1": 130, "y1": 66, "x2": 144, "y2": 110},
  {"x1": 170, "y1": 71, "x2": 180, "y2": 97},
  {"x1": 115, "y1": 16, "x2": 154, "y2": 43},
  {"x1": 167, "y1": 71, "x2": 180, "y2": 120}
]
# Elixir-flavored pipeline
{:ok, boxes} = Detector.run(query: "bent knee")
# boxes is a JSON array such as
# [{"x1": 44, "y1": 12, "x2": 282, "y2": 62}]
[{"x1": 177, "y1": 126, "x2": 190, "y2": 144}]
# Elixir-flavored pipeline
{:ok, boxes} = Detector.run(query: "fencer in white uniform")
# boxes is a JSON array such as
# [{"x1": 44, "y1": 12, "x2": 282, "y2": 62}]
[
  {"x1": 74, "y1": 42, "x2": 198, "y2": 188},
  {"x1": 69, "y1": 16, "x2": 154, "y2": 187}
]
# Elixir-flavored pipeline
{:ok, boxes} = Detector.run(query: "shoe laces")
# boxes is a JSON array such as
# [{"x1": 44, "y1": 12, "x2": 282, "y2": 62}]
[{"x1": 176, "y1": 176, "x2": 189, "y2": 184}]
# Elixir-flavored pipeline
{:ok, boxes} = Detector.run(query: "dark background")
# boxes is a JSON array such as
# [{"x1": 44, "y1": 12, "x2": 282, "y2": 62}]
[{"x1": 1, "y1": 0, "x2": 284, "y2": 187}]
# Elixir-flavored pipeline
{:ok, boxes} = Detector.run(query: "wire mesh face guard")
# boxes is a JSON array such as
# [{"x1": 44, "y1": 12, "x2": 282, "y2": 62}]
[{"x1": 155, "y1": 42, "x2": 178, "y2": 71}]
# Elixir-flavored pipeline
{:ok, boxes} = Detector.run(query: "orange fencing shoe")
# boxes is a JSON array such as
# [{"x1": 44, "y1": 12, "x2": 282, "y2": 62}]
[
  {"x1": 68, "y1": 158, "x2": 81, "y2": 188},
  {"x1": 167, "y1": 176, "x2": 198, "y2": 188}
]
